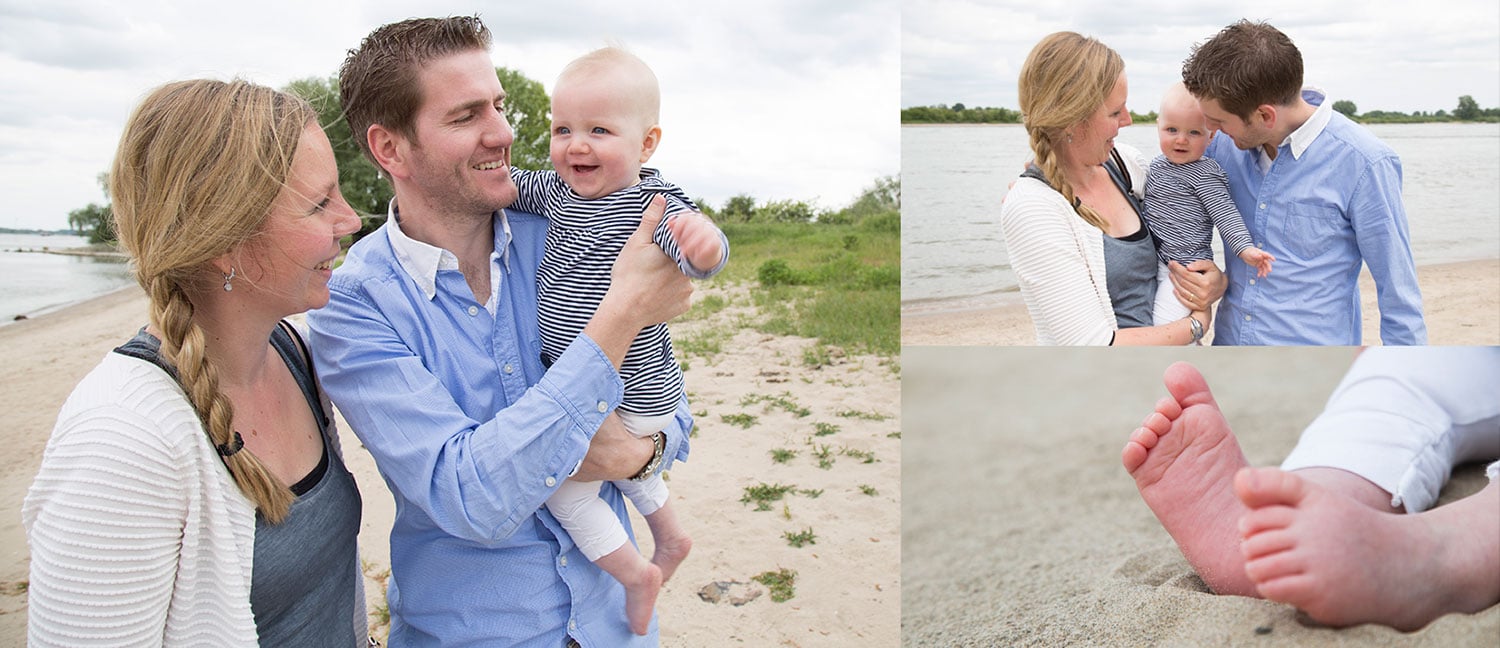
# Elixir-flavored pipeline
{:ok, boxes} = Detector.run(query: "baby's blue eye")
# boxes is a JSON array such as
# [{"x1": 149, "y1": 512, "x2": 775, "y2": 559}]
[{"x1": 592, "y1": 127, "x2": 609, "y2": 135}]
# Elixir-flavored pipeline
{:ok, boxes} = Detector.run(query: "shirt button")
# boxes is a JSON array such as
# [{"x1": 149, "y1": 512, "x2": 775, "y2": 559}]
[
  {"x1": 1244, "y1": 315, "x2": 1252, "y2": 321},
  {"x1": 1249, "y1": 279, "x2": 1256, "y2": 285},
  {"x1": 596, "y1": 401, "x2": 608, "y2": 413},
  {"x1": 545, "y1": 476, "x2": 556, "y2": 487},
  {"x1": 467, "y1": 305, "x2": 479, "y2": 316},
  {"x1": 503, "y1": 363, "x2": 514, "y2": 374},
  {"x1": 1258, "y1": 203, "x2": 1266, "y2": 210},
  {"x1": 560, "y1": 556, "x2": 569, "y2": 567},
  {"x1": 569, "y1": 620, "x2": 577, "y2": 631}
]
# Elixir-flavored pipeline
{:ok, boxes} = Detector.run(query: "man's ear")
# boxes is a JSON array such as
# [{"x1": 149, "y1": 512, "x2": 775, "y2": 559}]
[
  {"x1": 638, "y1": 125, "x2": 662, "y2": 164},
  {"x1": 1254, "y1": 104, "x2": 1277, "y2": 130},
  {"x1": 368, "y1": 123, "x2": 409, "y2": 180}
]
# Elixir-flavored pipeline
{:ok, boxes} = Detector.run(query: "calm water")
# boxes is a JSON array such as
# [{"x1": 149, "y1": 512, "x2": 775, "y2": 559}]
[
  {"x1": 902, "y1": 122, "x2": 1500, "y2": 312},
  {"x1": 0, "y1": 233, "x2": 134, "y2": 324}
]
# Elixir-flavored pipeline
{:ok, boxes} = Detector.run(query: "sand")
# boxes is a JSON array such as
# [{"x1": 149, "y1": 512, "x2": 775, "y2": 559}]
[
  {"x1": 903, "y1": 258, "x2": 1500, "y2": 346},
  {"x1": 0, "y1": 283, "x2": 901, "y2": 646},
  {"x1": 902, "y1": 347, "x2": 1499, "y2": 647}
]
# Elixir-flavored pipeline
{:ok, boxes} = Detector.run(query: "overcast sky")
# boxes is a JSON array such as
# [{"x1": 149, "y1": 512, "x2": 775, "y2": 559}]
[
  {"x1": 0, "y1": 0, "x2": 898, "y2": 231},
  {"x1": 903, "y1": 0, "x2": 1500, "y2": 119}
]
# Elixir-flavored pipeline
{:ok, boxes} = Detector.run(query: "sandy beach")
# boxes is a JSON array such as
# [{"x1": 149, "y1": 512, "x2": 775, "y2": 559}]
[
  {"x1": 903, "y1": 258, "x2": 1500, "y2": 346},
  {"x1": 0, "y1": 283, "x2": 900, "y2": 645},
  {"x1": 902, "y1": 347, "x2": 1498, "y2": 646}
]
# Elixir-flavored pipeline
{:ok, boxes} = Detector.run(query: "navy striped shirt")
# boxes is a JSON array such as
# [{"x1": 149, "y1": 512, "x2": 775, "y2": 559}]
[
  {"x1": 1143, "y1": 155, "x2": 1254, "y2": 265},
  {"x1": 512, "y1": 168, "x2": 718, "y2": 417}
]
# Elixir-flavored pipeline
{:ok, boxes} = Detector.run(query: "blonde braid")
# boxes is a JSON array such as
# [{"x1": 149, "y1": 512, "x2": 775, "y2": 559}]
[
  {"x1": 111, "y1": 79, "x2": 313, "y2": 524},
  {"x1": 149, "y1": 276, "x2": 295, "y2": 523},
  {"x1": 1030, "y1": 130, "x2": 1108, "y2": 231}
]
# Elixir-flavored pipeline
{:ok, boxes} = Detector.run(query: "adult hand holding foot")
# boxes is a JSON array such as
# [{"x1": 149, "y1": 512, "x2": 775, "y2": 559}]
[{"x1": 1124, "y1": 352, "x2": 1500, "y2": 631}]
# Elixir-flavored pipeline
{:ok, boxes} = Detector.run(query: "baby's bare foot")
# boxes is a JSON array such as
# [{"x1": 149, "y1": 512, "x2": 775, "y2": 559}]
[
  {"x1": 620, "y1": 560, "x2": 663, "y2": 635},
  {"x1": 595, "y1": 544, "x2": 663, "y2": 635},
  {"x1": 651, "y1": 532, "x2": 692, "y2": 584},
  {"x1": 643, "y1": 500, "x2": 693, "y2": 582},
  {"x1": 1237, "y1": 468, "x2": 1500, "y2": 631},
  {"x1": 1123, "y1": 362, "x2": 1257, "y2": 596}
]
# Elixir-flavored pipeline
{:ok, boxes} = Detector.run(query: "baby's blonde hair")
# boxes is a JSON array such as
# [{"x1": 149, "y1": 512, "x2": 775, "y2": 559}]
[
  {"x1": 556, "y1": 46, "x2": 661, "y2": 127},
  {"x1": 111, "y1": 79, "x2": 314, "y2": 524}
]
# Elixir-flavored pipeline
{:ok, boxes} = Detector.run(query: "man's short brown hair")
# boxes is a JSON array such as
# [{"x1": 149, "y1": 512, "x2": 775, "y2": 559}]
[
  {"x1": 1181, "y1": 20, "x2": 1303, "y2": 122},
  {"x1": 339, "y1": 16, "x2": 492, "y2": 170}
]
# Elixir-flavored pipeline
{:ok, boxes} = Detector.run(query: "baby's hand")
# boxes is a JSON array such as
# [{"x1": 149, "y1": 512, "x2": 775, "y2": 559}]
[
  {"x1": 667, "y1": 212, "x2": 725, "y2": 272},
  {"x1": 1239, "y1": 247, "x2": 1274, "y2": 278}
]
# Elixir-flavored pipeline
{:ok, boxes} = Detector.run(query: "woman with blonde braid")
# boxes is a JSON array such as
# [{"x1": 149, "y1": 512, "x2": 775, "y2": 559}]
[
  {"x1": 23, "y1": 79, "x2": 366, "y2": 646},
  {"x1": 998, "y1": 32, "x2": 1227, "y2": 345}
]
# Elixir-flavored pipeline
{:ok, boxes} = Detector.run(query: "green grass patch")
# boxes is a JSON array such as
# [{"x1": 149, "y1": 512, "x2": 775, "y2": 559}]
[
  {"x1": 742, "y1": 392, "x2": 811, "y2": 417},
  {"x1": 721, "y1": 219, "x2": 898, "y2": 356},
  {"x1": 741, "y1": 482, "x2": 797, "y2": 511},
  {"x1": 798, "y1": 488, "x2": 823, "y2": 498},
  {"x1": 753, "y1": 568, "x2": 799, "y2": 602},
  {"x1": 682, "y1": 293, "x2": 729, "y2": 321},
  {"x1": 769, "y1": 448, "x2": 797, "y2": 464},
  {"x1": 783, "y1": 528, "x2": 817, "y2": 548},
  {"x1": 841, "y1": 447, "x2": 877, "y2": 464},
  {"x1": 812, "y1": 422, "x2": 840, "y2": 436},
  {"x1": 812, "y1": 444, "x2": 834, "y2": 469},
  {"x1": 676, "y1": 327, "x2": 733, "y2": 359},
  {"x1": 721, "y1": 413, "x2": 758, "y2": 429},
  {"x1": 859, "y1": 484, "x2": 878, "y2": 496},
  {"x1": 837, "y1": 409, "x2": 890, "y2": 421}
]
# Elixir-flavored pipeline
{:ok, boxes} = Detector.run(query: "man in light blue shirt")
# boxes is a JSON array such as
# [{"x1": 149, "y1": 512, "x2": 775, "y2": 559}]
[
  {"x1": 1182, "y1": 20, "x2": 1425, "y2": 345},
  {"x1": 307, "y1": 17, "x2": 695, "y2": 646}
]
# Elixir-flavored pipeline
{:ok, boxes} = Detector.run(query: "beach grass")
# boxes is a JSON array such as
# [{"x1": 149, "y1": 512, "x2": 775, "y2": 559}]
[{"x1": 719, "y1": 218, "x2": 899, "y2": 357}]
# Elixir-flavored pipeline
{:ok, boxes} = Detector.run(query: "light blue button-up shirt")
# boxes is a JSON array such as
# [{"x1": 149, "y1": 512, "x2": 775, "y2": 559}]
[
  {"x1": 1208, "y1": 89, "x2": 1425, "y2": 345},
  {"x1": 307, "y1": 205, "x2": 690, "y2": 647}
]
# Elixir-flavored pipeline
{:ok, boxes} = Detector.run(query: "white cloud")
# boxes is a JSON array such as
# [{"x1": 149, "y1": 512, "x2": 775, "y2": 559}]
[
  {"x1": 902, "y1": 0, "x2": 1500, "y2": 121},
  {"x1": 0, "y1": 0, "x2": 898, "y2": 230}
]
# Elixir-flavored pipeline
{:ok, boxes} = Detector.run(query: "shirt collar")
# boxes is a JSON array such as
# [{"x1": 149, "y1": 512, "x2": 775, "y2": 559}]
[
  {"x1": 1261, "y1": 86, "x2": 1332, "y2": 167},
  {"x1": 384, "y1": 198, "x2": 513, "y2": 301}
]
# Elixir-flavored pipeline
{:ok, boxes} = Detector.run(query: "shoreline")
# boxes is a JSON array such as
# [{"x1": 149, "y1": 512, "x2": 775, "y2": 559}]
[{"x1": 903, "y1": 258, "x2": 1500, "y2": 346}]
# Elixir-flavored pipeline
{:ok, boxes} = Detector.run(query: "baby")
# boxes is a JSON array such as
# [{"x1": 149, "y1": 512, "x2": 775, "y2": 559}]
[
  {"x1": 510, "y1": 47, "x2": 727, "y2": 635},
  {"x1": 1144, "y1": 82, "x2": 1274, "y2": 324}
]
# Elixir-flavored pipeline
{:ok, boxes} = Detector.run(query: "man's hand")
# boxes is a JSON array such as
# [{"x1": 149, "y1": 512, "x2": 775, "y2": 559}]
[
  {"x1": 584, "y1": 195, "x2": 693, "y2": 368},
  {"x1": 574, "y1": 413, "x2": 654, "y2": 482},
  {"x1": 667, "y1": 211, "x2": 725, "y2": 273},
  {"x1": 1168, "y1": 259, "x2": 1227, "y2": 312}
]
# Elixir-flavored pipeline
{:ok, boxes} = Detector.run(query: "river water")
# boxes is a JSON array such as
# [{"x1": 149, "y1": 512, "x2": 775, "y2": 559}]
[
  {"x1": 0, "y1": 233, "x2": 134, "y2": 324},
  {"x1": 902, "y1": 122, "x2": 1500, "y2": 313}
]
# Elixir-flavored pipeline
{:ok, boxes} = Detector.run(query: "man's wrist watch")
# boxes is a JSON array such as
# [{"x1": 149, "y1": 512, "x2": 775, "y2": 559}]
[
  {"x1": 629, "y1": 431, "x2": 666, "y2": 482},
  {"x1": 1188, "y1": 316, "x2": 1204, "y2": 343}
]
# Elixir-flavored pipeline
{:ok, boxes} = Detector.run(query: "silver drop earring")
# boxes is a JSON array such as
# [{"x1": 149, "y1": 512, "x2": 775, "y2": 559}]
[{"x1": 223, "y1": 267, "x2": 237, "y2": 292}]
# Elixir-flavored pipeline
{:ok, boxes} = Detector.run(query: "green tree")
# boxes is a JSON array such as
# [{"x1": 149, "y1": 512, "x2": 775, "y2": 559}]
[
  {"x1": 1456, "y1": 95, "x2": 1481, "y2": 120},
  {"x1": 754, "y1": 199, "x2": 819, "y2": 224},
  {"x1": 495, "y1": 67, "x2": 552, "y2": 171},
  {"x1": 285, "y1": 76, "x2": 392, "y2": 237},
  {"x1": 721, "y1": 194, "x2": 757, "y2": 223},
  {"x1": 1332, "y1": 100, "x2": 1357, "y2": 118},
  {"x1": 67, "y1": 172, "x2": 114, "y2": 244}
]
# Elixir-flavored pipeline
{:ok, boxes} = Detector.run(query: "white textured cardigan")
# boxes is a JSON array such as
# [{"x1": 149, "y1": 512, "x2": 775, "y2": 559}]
[
  {"x1": 998, "y1": 143, "x2": 1152, "y2": 346},
  {"x1": 23, "y1": 350, "x2": 365, "y2": 646}
]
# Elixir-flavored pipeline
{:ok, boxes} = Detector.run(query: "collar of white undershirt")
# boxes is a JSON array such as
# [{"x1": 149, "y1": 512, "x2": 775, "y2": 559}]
[
  {"x1": 385, "y1": 198, "x2": 511, "y2": 305},
  {"x1": 1258, "y1": 86, "x2": 1333, "y2": 172}
]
